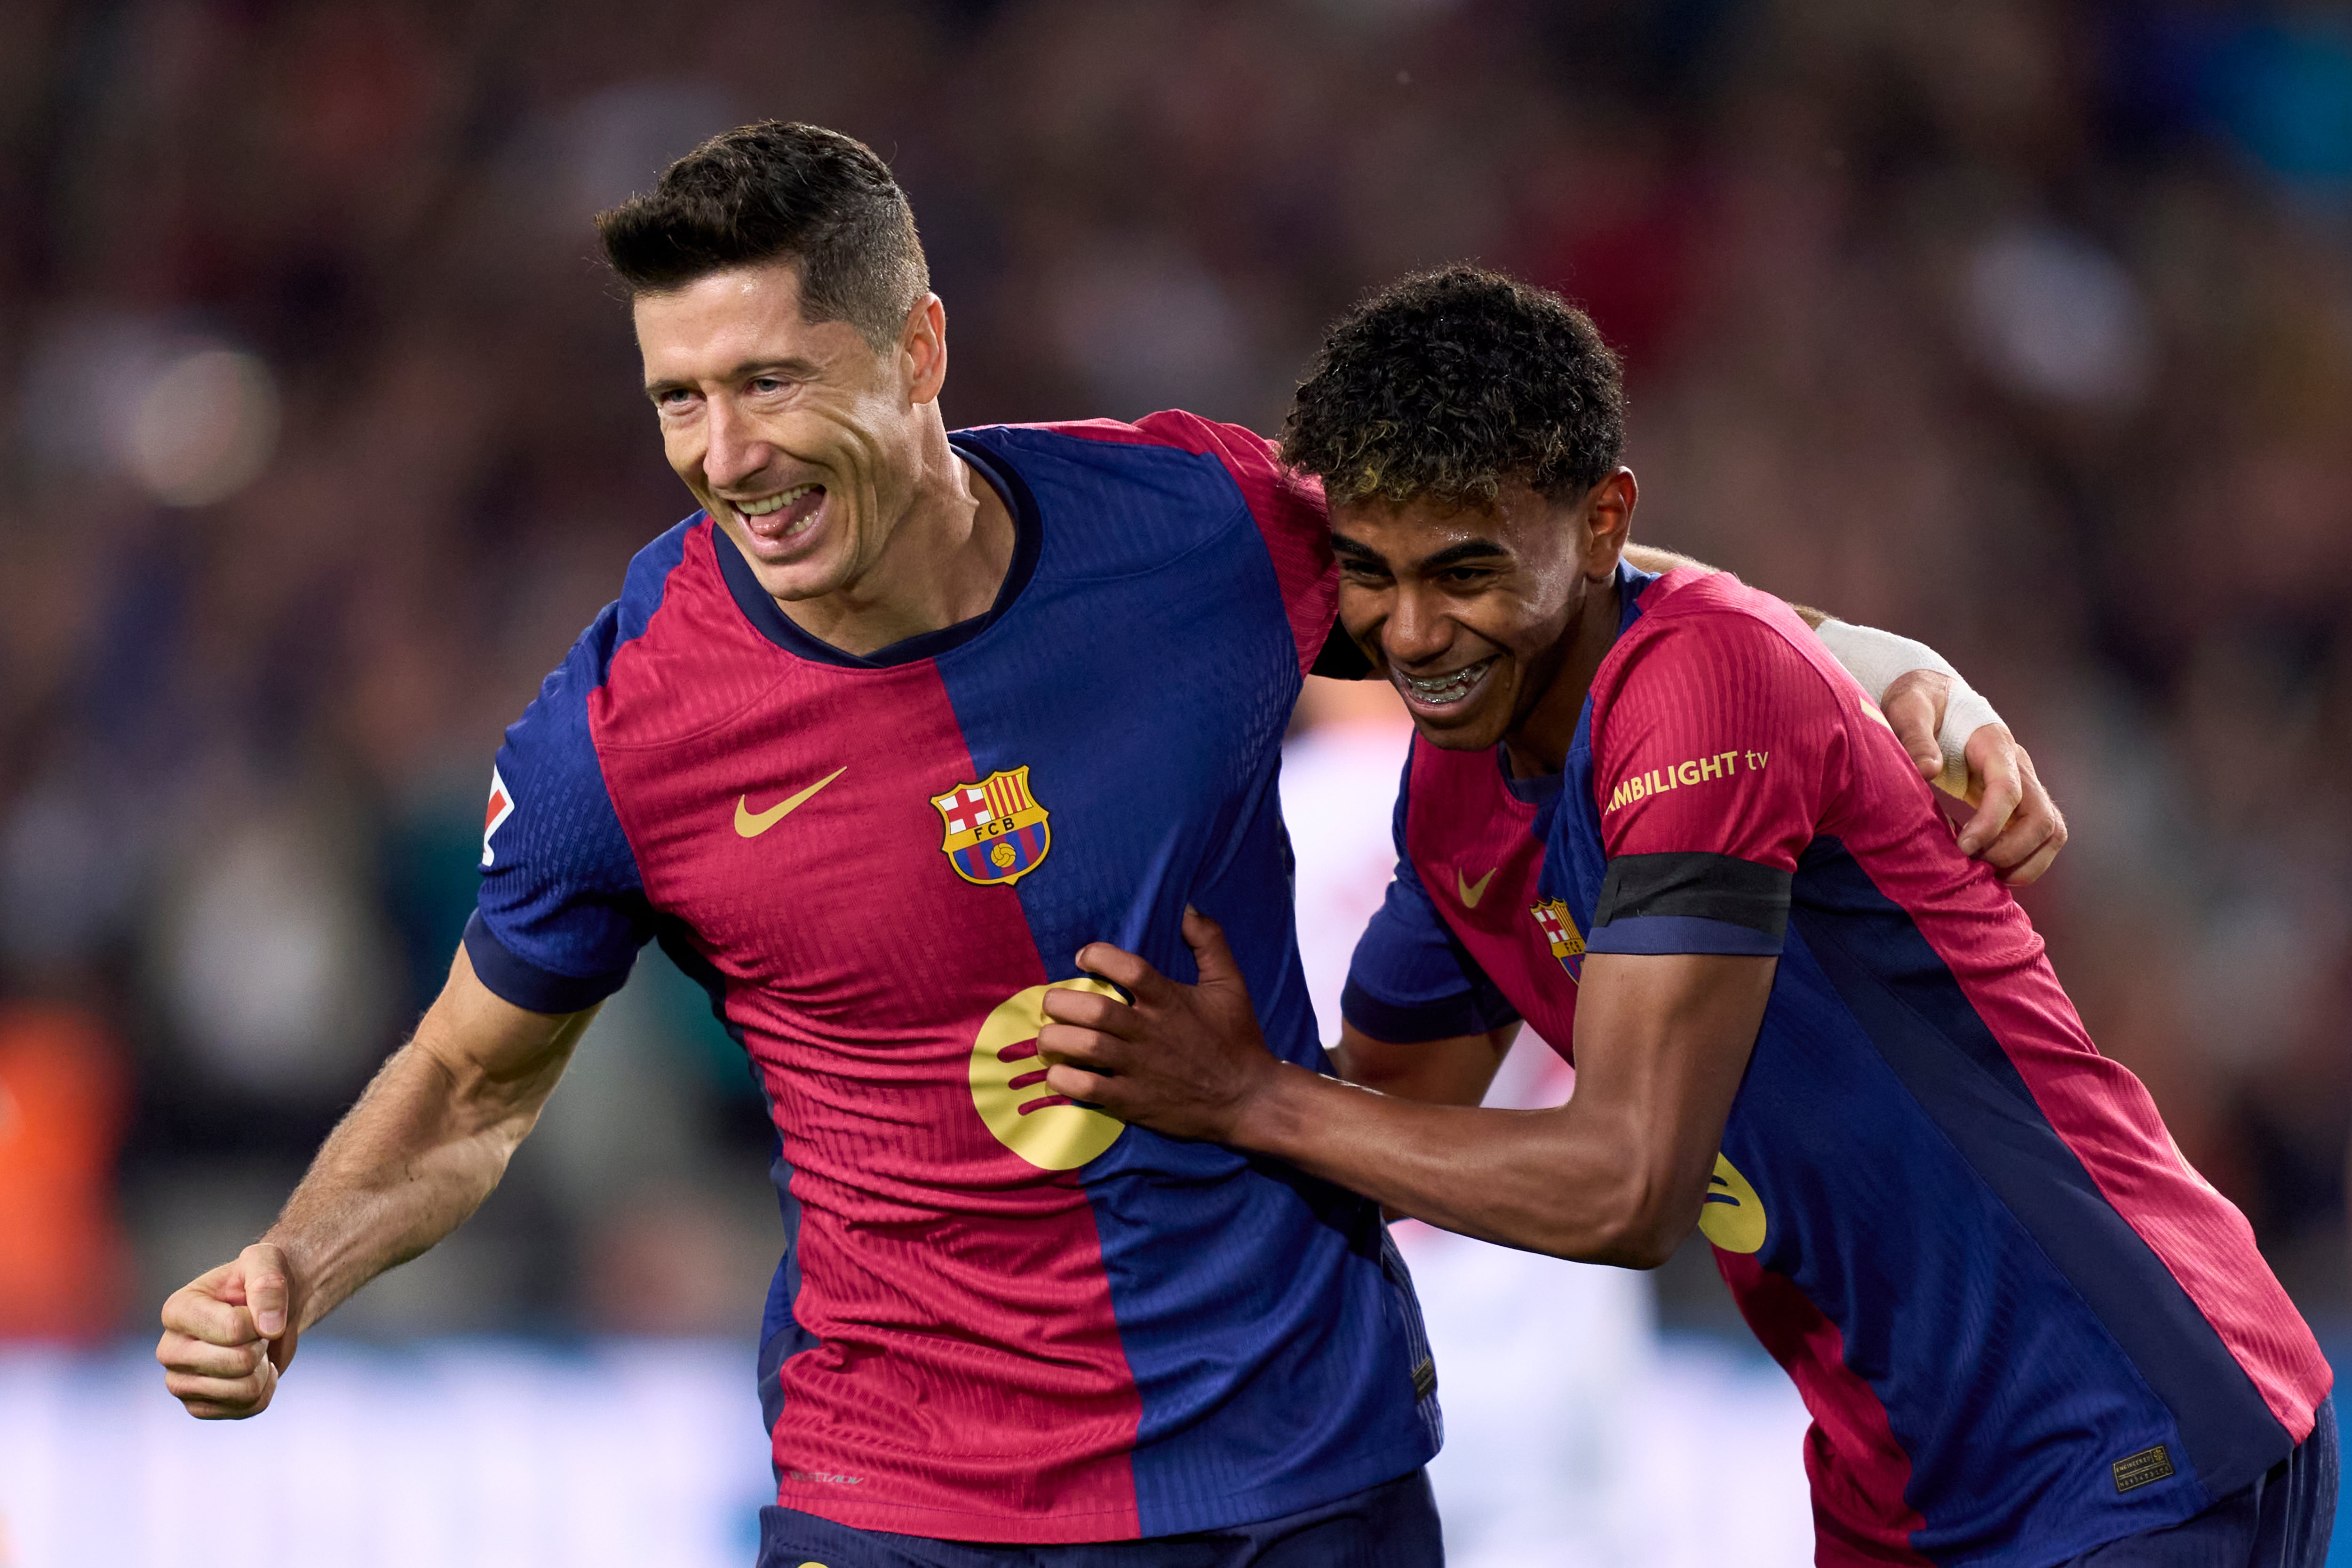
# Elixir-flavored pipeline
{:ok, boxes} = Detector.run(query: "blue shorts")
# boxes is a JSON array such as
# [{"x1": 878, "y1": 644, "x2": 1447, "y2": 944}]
[
  {"x1": 756, "y1": 1467, "x2": 1443, "y2": 1568},
  {"x1": 2061, "y1": 1394, "x2": 2337, "y2": 1568}
]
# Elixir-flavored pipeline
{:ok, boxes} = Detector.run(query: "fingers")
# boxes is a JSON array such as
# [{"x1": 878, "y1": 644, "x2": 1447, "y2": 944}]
[
  {"x1": 1982, "y1": 756, "x2": 2067, "y2": 887},
  {"x1": 1039, "y1": 987, "x2": 1140, "y2": 1039},
  {"x1": 1043, "y1": 1062, "x2": 1119, "y2": 1106},
  {"x1": 156, "y1": 1334, "x2": 269, "y2": 1380},
  {"x1": 1072, "y1": 942, "x2": 1166, "y2": 1001},
  {"x1": 1879, "y1": 670, "x2": 1951, "y2": 780},
  {"x1": 1955, "y1": 726, "x2": 2025, "y2": 857},
  {"x1": 161, "y1": 1361, "x2": 279, "y2": 1420},
  {"x1": 1181, "y1": 907, "x2": 1241, "y2": 987},
  {"x1": 1036, "y1": 1021, "x2": 1136, "y2": 1074},
  {"x1": 159, "y1": 1266, "x2": 257, "y2": 1347},
  {"x1": 1997, "y1": 831, "x2": 2066, "y2": 887},
  {"x1": 156, "y1": 1321, "x2": 279, "y2": 1419},
  {"x1": 157, "y1": 1245, "x2": 301, "y2": 1420}
]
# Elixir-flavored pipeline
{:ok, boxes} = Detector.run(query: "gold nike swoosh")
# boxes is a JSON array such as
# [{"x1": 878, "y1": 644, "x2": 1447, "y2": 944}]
[
  {"x1": 1457, "y1": 867, "x2": 1497, "y2": 907},
  {"x1": 735, "y1": 766, "x2": 848, "y2": 838}
]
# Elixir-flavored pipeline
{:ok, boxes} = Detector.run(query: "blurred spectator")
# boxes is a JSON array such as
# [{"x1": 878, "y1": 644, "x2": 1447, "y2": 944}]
[
  {"x1": 0, "y1": 0, "x2": 2344, "y2": 1352},
  {"x1": 0, "y1": 1006, "x2": 129, "y2": 1340}
]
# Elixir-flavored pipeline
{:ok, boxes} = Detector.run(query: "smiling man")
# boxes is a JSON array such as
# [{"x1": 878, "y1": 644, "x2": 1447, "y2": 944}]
[
  {"x1": 1040, "y1": 267, "x2": 2336, "y2": 1568},
  {"x1": 157, "y1": 129, "x2": 2059, "y2": 1566}
]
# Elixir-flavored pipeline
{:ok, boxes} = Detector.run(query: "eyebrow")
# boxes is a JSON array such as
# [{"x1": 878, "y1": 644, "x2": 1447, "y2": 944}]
[
  {"x1": 1332, "y1": 533, "x2": 1512, "y2": 573},
  {"x1": 1415, "y1": 540, "x2": 1511, "y2": 572},
  {"x1": 643, "y1": 356, "x2": 819, "y2": 396}
]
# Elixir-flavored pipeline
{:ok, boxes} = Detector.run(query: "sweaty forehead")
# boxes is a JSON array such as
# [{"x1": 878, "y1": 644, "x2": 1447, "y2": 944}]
[{"x1": 1330, "y1": 485, "x2": 1561, "y2": 564}]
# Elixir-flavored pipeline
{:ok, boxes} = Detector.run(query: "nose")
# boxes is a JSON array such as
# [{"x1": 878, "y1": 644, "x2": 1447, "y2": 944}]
[
  {"x1": 702, "y1": 395, "x2": 769, "y2": 492},
  {"x1": 1383, "y1": 584, "x2": 1453, "y2": 669}
]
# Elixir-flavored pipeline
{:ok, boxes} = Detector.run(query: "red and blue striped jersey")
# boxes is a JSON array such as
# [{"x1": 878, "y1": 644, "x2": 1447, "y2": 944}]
[
  {"x1": 467, "y1": 413, "x2": 1441, "y2": 1543},
  {"x1": 1345, "y1": 562, "x2": 2330, "y2": 1565}
]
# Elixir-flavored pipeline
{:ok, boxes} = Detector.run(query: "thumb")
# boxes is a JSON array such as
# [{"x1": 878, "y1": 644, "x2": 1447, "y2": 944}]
[
  {"x1": 1878, "y1": 674, "x2": 1947, "y2": 781},
  {"x1": 240, "y1": 1242, "x2": 291, "y2": 1340},
  {"x1": 1181, "y1": 906, "x2": 1241, "y2": 988}
]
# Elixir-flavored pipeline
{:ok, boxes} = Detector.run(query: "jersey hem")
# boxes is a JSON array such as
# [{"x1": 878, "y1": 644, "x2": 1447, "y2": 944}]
[
  {"x1": 1340, "y1": 976, "x2": 1522, "y2": 1044},
  {"x1": 771, "y1": 1441, "x2": 1437, "y2": 1545}
]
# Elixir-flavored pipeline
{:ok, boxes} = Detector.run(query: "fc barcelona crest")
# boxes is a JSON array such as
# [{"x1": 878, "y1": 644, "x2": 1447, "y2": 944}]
[
  {"x1": 932, "y1": 766, "x2": 1053, "y2": 887},
  {"x1": 1530, "y1": 899, "x2": 1585, "y2": 983}
]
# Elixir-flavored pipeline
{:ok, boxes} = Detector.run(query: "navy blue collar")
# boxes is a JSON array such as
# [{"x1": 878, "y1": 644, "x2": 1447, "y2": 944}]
[{"x1": 713, "y1": 434, "x2": 1042, "y2": 669}]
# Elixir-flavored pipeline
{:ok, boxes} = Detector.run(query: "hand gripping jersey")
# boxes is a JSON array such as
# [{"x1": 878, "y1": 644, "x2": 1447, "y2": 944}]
[
  {"x1": 1345, "y1": 562, "x2": 2331, "y2": 1566},
  {"x1": 468, "y1": 414, "x2": 1441, "y2": 1543}
]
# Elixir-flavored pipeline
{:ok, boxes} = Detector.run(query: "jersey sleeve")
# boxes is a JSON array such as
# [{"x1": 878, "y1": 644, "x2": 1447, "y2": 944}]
[
  {"x1": 1586, "y1": 612, "x2": 1844, "y2": 958},
  {"x1": 464, "y1": 604, "x2": 654, "y2": 1013},
  {"x1": 1339, "y1": 755, "x2": 1522, "y2": 1043},
  {"x1": 1131, "y1": 409, "x2": 1338, "y2": 675}
]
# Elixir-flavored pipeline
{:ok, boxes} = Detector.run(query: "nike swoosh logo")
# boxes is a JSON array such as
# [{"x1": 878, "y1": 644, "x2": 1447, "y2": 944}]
[
  {"x1": 735, "y1": 766, "x2": 848, "y2": 838},
  {"x1": 1457, "y1": 868, "x2": 1497, "y2": 907}
]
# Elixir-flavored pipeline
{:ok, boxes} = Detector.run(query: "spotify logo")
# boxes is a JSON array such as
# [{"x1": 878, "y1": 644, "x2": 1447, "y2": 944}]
[
  {"x1": 969, "y1": 980, "x2": 1128, "y2": 1170},
  {"x1": 1698, "y1": 1152, "x2": 1767, "y2": 1254}
]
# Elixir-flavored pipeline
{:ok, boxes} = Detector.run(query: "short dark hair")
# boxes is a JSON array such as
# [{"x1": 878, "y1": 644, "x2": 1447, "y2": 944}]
[
  {"x1": 1281, "y1": 265, "x2": 1625, "y2": 508},
  {"x1": 596, "y1": 121, "x2": 929, "y2": 350}
]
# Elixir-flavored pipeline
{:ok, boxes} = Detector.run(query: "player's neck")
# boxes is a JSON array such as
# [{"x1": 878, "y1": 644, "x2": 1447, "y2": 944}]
[
  {"x1": 777, "y1": 421, "x2": 1015, "y2": 656},
  {"x1": 1500, "y1": 575, "x2": 1621, "y2": 779}
]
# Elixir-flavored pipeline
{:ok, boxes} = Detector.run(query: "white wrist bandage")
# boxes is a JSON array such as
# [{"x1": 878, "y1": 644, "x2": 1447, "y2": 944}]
[{"x1": 1814, "y1": 620, "x2": 2002, "y2": 796}]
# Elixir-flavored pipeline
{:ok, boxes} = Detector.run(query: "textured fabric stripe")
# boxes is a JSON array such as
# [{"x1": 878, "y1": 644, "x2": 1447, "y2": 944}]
[
  {"x1": 1041, "y1": 412, "x2": 1336, "y2": 675},
  {"x1": 1717, "y1": 1250, "x2": 1936, "y2": 1566},
  {"x1": 1584, "y1": 913, "x2": 1784, "y2": 957},
  {"x1": 1810, "y1": 656, "x2": 2331, "y2": 1448},
  {"x1": 1794, "y1": 839, "x2": 2300, "y2": 1500},
  {"x1": 1594, "y1": 850, "x2": 1791, "y2": 936}
]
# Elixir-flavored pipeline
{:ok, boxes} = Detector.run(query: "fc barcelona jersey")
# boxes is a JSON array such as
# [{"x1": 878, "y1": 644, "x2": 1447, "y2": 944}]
[
  {"x1": 1345, "y1": 561, "x2": 2331, "y2": 1566},
  {"x1": 467, "y1": 413, "x2": 1441, "y2": 1543}
]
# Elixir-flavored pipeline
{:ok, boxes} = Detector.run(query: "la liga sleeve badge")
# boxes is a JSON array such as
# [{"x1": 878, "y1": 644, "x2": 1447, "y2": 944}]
[
  {"x1": 481, "y1": 766, "x2": 515, "y2": 868},
  {"x1": 932, "y1": 766, "x2": 1052, "y2": 887}
]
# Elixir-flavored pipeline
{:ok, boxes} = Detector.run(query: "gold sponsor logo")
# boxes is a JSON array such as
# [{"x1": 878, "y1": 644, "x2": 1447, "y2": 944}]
[
  {"x1": 1603, "y1": 749, "x2": 1768, "y2": 815},
  {"x1": 1697, "y1": 1152, "x2": 1767, "y2": 1254},
  {"x1": 969, "y1": 980, "x2": 1129, "y2": 1170},
  {"x1": 1456, "y1": 867, "x2": 1497, "y2": 907}
]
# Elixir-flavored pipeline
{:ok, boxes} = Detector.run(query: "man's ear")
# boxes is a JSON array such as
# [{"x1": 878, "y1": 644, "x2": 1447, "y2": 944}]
[
  {"x1": 903, "y1": 294, "x2": 948, "y2": 406},
  {"x1": 1582, "y1": 467, "x2": 1637, "y2": 578}
]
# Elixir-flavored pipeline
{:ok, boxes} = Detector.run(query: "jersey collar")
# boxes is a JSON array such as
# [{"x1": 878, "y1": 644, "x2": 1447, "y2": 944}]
[{"x1": 711, "y1": 433, "x2": 1043, "y2": 669}]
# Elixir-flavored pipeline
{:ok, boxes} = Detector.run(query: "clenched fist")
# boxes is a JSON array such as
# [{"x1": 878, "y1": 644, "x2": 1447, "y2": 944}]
[{"x1": 155, "y1": 1242, "x2": 299, "y2": 1419}]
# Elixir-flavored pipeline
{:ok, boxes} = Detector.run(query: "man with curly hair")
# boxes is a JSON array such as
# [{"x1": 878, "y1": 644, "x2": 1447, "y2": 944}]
[{"x1": 1042, "y1": 267, "x2": 2337, "y2": 1566}]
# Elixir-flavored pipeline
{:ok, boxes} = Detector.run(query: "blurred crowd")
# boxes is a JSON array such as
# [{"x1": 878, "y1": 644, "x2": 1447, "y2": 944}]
[{"x1": 1, "y1": 0, "x2": 2348, "y2": 1344}]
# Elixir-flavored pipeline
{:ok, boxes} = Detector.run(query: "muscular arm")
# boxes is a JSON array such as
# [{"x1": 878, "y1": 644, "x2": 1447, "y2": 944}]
[
  {"x1": 1041, "y1": 913, "x2": 1773, "y2": 1266},
  {"x1": 156, "y1": 947, "x2": 596, "y2": 1417}
]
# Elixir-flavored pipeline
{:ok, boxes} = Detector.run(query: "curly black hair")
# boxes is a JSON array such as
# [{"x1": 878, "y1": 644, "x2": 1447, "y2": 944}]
[
  {"x1": 1281, "y1": 265, "x2": 1625, "y2": 506},
  {"x1": 596, "y1": 121, "x2": 928, "y2": 350}
]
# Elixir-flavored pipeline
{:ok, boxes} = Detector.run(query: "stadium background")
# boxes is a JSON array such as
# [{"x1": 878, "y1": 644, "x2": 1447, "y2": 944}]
[{"x1": 1, "y1": 0, "x2": 2348, "y2": 1562}]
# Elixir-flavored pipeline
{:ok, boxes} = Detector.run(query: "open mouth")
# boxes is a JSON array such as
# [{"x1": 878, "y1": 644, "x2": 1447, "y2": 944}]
[
  {"x1": 1393, "y1": 656, "x2": 1498, "y2": 714},
  {"x1": 730, "y1": 483, "x2": 826, "y2": 543}
]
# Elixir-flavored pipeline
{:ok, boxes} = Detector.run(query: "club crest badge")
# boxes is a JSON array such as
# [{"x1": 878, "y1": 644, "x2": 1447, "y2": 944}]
[
  {"x1": 1530, "y1": 898, "x2": 1585, "y2": 983},
  {"x1": 932, "y1": 766, "x2": 1052, "y2": 887}
]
